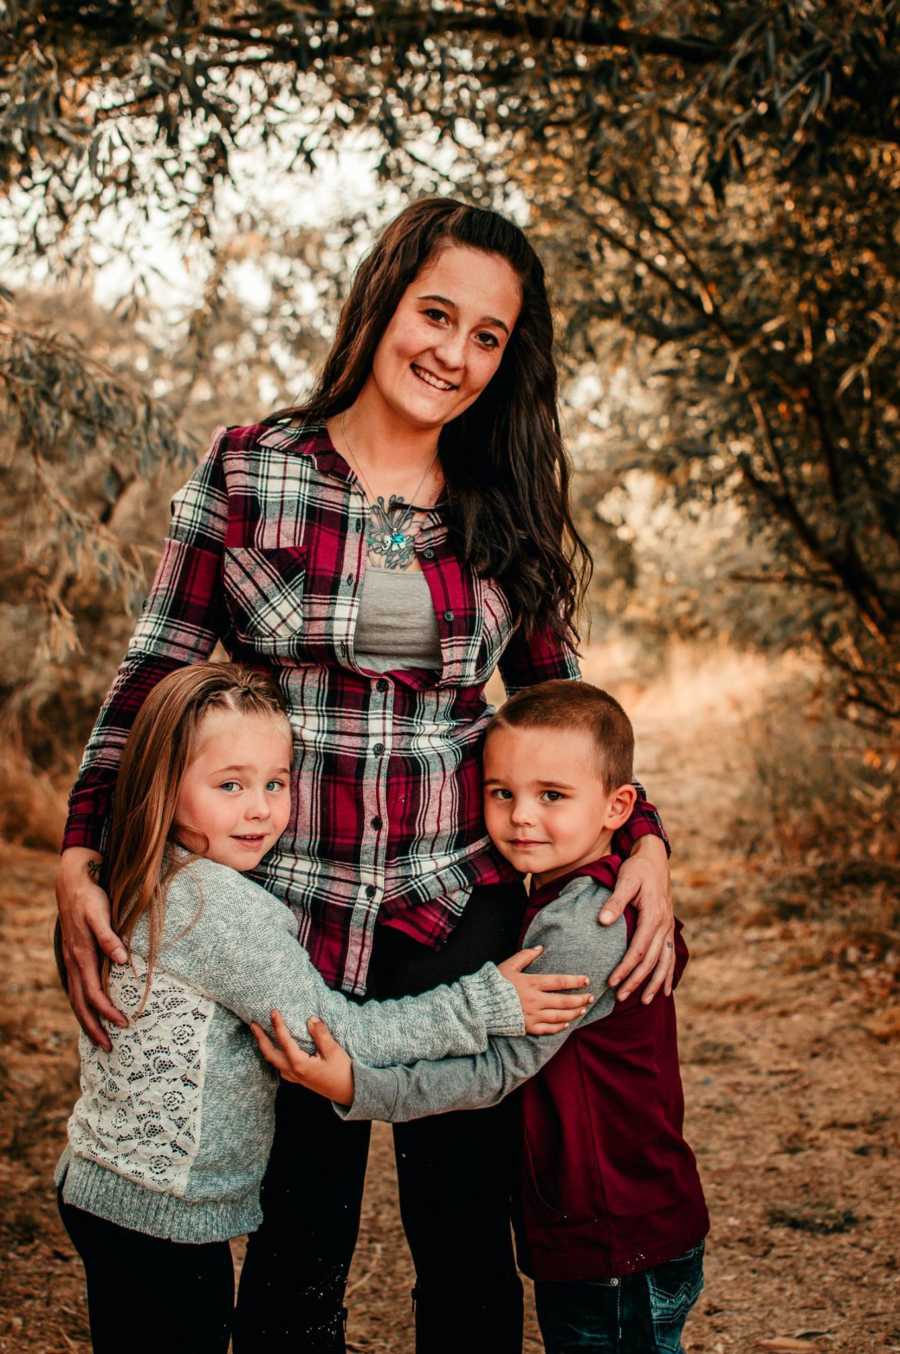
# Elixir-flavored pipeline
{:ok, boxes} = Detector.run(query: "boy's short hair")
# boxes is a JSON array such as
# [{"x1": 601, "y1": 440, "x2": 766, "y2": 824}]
[{"x1": 487, "y1": 680, "x2": 634, "y2": 790}]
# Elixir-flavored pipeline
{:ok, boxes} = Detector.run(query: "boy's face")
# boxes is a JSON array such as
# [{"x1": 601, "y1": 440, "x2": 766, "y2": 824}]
[{"x1": 483, "y1": 723, "x2": 636, "y2": 888}]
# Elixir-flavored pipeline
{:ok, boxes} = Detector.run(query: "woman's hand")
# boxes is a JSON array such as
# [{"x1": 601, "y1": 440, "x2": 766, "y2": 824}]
[
  {"x1": 497, "y1": 947, "x2": 593, "y2": 1034},
  {"x1": 252, "y1": 1011, "x2": 354, "y2": 1106},
  {"x1": 55, "y1": 847, "x2": 128, "y2": 1051},
  {"x1": 598, "y1": 835, "x2": 675, "y2": 1003}
]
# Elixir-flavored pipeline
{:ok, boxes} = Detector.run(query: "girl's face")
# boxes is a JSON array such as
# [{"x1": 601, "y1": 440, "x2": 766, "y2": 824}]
[
  {"x1": 364, "y1": 244, "x2": 522, "y2": 431},
  {"x1": 174, "y1": 708, "x2": 292, "y2": 872}
]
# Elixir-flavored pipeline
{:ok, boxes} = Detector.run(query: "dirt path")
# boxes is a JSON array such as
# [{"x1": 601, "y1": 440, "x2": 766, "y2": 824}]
[{"x1": 2, "y1": 651, "x2": 897, "y2": 1352}]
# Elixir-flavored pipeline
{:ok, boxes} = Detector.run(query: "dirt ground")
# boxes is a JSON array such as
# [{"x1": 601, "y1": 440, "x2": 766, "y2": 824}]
[{"x1": 1, "y1": 649, "x2": 898, "y2": 1353}]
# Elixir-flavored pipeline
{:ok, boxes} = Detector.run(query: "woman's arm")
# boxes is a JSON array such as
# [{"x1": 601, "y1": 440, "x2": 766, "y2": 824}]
[
  {"x1": 56, "y1": 428, "x2": 230, "y2": 1045},
  {"x1": 149, "y1": 860, "x2": 593, "y2": 1064}
]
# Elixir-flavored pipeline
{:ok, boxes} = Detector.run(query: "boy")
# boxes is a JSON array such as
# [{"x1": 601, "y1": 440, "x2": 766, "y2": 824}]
[{"x1": 255, "y1": 680, "x2": 709, "y2": 1353}]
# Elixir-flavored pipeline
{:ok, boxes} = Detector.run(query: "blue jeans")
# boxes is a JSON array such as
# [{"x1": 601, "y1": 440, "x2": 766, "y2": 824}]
[{"x1": 534, "y1": 1243, "x2": 705, "y2": 1353}]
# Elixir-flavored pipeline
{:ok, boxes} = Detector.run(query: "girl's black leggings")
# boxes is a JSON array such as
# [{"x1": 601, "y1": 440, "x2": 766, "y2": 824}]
[
  {"x1": 232, "y1": 880, "x2": 527, "y2": 1354},
  {"x1": 57, "y1": 1191, "x2": 234, "y2": 1354}
]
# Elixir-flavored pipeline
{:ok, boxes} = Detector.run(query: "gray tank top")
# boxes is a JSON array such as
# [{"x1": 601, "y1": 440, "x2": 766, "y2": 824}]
[{"x1": 354, "y1": 568, "x2": 442, "y2": 672}]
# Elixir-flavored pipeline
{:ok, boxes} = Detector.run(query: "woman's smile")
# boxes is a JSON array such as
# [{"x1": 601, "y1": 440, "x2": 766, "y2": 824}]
[{"x1": 410, "y1": 362, "x2": 457, "y2": 392}]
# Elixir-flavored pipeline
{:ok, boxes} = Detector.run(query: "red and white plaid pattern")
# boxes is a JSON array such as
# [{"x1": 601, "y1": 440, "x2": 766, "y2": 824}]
[{"x1": 65, "y1": 422, "x2": 667, "y2": 994}]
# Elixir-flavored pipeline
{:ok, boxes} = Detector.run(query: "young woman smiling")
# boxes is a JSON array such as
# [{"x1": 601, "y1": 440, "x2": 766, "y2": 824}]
[{"x1": 55, "y1": 198, "x2": 675, "y2": 1353}]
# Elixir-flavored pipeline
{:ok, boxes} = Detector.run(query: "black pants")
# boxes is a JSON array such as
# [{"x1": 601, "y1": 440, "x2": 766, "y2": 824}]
[
  {"x1": 233, "y1": 881, "x2": 527, "y2": 1354},
  {"x1": 57, "y1": 1191, "x2": 234, "y2": 1354}
]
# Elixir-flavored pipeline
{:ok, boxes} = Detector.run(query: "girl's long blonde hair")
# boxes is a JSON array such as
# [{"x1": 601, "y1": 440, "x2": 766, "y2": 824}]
[{"x1": 101, "y1": 662, "x2": 288, "y2": 998}]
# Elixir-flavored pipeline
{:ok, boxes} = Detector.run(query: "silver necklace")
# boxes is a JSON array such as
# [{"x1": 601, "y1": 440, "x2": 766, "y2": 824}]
[{"x1": 341, "y1": 413, "x2": 440, "y2": 570}]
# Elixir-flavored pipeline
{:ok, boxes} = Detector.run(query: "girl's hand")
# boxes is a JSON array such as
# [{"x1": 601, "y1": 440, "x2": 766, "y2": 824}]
[
  {"x1": 598, "y1": 836, "x2": 675, "y2": 1004},
  {"x1": 55, "y1": 847, "x2": 128, "y2": 1050},
  {"x1": 497, "y1": 947, "x2": 593, "y2": 1034},
  {"x1": 251, "y1": 1011, "x2": 354, "y2": 1106}
]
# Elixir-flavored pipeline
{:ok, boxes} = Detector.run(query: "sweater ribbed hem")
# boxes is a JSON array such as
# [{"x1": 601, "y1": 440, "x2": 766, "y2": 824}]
[
  {"x1": 464, "y1": 963, "x2": 525, "y2": 1037},
  {"x1": 56, "y1": 1150, "x2": 261, "y2": 1244}
]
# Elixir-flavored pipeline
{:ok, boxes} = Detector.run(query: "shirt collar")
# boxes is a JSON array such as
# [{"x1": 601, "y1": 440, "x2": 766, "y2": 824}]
[{"x1": 256, "y1": 420, "x2": 447, "y2": 521}]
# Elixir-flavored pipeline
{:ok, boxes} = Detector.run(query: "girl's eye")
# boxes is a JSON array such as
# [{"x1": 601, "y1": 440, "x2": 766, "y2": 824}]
[
  {"x1": 266, "y1": 780, "x2": 286, "y2": 792},
  {"x1": 490, "y1": 788, "x2": 512, "y2": 800},
  {"x1": 219, "y1": 781, "x2": 241, "y2": 793}
]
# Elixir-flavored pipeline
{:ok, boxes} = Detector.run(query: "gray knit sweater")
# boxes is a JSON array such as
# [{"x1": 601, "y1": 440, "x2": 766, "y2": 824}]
[{"x1": 56, "y1": 856, "x2": 524, "y2": 1243}]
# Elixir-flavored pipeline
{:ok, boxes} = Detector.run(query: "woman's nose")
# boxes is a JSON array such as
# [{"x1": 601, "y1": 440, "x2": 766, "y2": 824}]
[{"x1": 431, "y1": 329, "x2": 466, "y2": 372}]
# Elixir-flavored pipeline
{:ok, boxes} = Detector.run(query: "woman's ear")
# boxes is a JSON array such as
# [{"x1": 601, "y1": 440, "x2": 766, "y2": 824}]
[{"x1": 603, "y1": 782, "x2": 638, "y2": 831}]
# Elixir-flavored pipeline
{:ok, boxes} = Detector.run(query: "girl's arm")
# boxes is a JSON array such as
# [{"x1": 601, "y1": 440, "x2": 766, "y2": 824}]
[
  {"x1": 147, "y1": 859, "x2": 589, "y2": 1065},
  {"x1": 498, "y1": 621, "x2": 674, "y2": 1000},
  {"x1": 260, "y1": 877, "x2": 627, "y2": 1119},
  {"x1": 57, "y1": 429, "x2": 230, "y2": 1045}
]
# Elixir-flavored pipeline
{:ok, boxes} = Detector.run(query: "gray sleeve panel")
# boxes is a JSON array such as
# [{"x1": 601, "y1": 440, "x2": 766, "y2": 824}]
[
  {"x1": 340, "y1": 879, "x2": 626, "y2": 1122},
  {"x1": 129, "y1": 859, "x2": 524, "y2": 1066}
]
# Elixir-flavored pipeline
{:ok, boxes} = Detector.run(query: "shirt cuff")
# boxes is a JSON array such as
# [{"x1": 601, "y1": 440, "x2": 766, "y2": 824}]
[
  {"x1": 461, "y1": 963, "x2": 526, "y2": 1038},
  {"x1": 614, "y1": 815, "x2": 671, "y2": 859},
  {"x1": 333, "y1": 1064, "x2": 402, "y2": 1123}
]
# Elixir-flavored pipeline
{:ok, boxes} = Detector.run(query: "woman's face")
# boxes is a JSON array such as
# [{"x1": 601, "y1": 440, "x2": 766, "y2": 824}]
[{"x1": 364, "y1": 244, "x2": 522, "y2": 431}]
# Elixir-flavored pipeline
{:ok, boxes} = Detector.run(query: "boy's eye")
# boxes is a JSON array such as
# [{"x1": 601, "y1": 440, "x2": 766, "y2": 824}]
[
  {"x1": 219, "y1": 781, "x2": 241, "y2": 793},
  {"x1": 489, "y1": 788, "x2": 512, "y2": 800},
  {"x1": 541, "y1": 790, "x2": 564, "y2": 802},
  {"x1": 266, "y1": 779, "x2": 286, "y2": 793}
]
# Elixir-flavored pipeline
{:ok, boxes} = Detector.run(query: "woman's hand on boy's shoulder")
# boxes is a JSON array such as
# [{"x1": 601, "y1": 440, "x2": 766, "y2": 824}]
[
  {"x1": 251, "y1": 1010, "x2": 354, "y2": 1106},
  {"x1": 597, "y1": 836, "x2": 675, "y2": 1004}
]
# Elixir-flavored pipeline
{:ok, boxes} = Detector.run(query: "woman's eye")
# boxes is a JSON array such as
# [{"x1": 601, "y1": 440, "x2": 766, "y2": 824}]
[
  {"x1": 476, "y1": 331, "x2": 500, "y2": 349},
  {"x1": 424, "y1": 307, "x2": 449, "y2": 324}
]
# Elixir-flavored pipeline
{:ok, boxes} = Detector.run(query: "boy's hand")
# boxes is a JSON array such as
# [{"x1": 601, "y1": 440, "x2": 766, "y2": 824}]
[
  {"x1": 497, "y1": 947, "x2": 594, "y2": 1034},
  {"x1": 251, "y1": 1011, "x2": 354, "y2": 1106},
  {"x1": 598, "y1": 836, "x2": 675, "y2": 1004}
]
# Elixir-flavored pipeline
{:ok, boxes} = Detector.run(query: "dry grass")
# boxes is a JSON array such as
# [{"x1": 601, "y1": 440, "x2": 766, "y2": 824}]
[{"x1": 0, "y1": 737, "x2": 68, "y2": 851}]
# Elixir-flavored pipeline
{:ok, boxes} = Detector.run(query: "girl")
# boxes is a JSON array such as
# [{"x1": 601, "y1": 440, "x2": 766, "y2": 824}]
[
  {"x1": 55, "y1": 198, "x2": 674, "y2": 1351},
  {"x1": 56, "y1": 662, "x2": 592, "y2": 1354}
]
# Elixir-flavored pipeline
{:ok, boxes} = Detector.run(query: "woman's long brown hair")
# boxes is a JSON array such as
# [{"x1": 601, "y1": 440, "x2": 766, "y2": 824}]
[
  {"x1": 99, "y1": 663, "x2": 287, "y2": 1003},
  {"x1": 268, "y1": 197, "x2": 593, "y2": 645}
]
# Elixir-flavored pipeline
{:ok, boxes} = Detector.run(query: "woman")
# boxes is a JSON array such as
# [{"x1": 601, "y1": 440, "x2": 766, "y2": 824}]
[{"x1": 56, "y1": 198, "x2": 675, "y2": 1353}]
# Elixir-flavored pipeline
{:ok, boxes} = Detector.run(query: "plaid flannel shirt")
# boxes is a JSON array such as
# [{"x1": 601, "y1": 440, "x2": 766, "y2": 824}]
[{"x1": 64, "y1": 422, "x2": 667, "y2": 995}]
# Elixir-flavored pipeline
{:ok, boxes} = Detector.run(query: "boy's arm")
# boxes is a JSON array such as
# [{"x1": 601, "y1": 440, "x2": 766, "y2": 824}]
[
  {"x1": 339, "y1": 879, "x2": 626, "y2": 1123},
  {"x1": 147, "y1": 859, "x2": 525, "y2": 1064}
]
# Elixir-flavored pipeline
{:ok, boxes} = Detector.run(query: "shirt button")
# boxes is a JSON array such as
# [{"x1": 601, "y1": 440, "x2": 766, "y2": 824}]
[
  {"x1": 371, "y1": 816, "x2": 383, "y2": 830},
  {"x1": 365, "y1": 884, "x2": 376, "y2": 899},
  {"x1": 372, "y1": 742, "x2": 385, "y2": 755},
  {"x1": 376, "y1": 678, "x2": 389, "y2": 692},
  {"x1": 346, "y1": 572, "x2": 353, "y2": 586},
  {"x1": 443, "y1": 609, "x2": 454, "y2": 622},
  {"x1": 609, "y1": 1277, "x2": 620, "y2": 1287},
  {"x1": 423, "y1": 548, "x2": 435, "y2": 560},
  {"x1": 355, "y1": 518, "x2": 364, "y2": 532}
]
